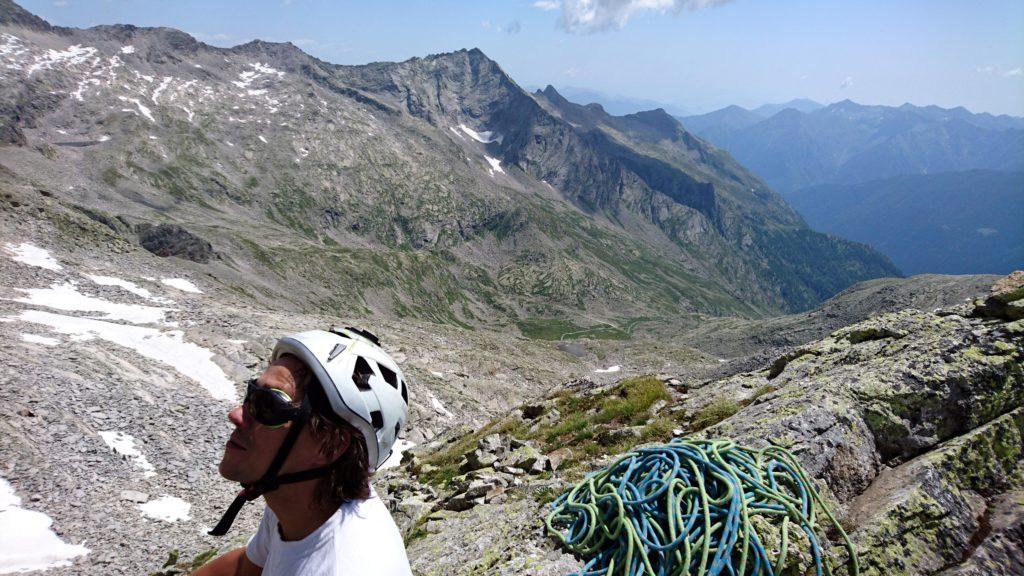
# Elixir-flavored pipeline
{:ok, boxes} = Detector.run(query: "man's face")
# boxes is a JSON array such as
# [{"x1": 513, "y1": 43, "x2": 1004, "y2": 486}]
[{"x1": 218, "y1": 356, "x2": 326, "y2": 483}]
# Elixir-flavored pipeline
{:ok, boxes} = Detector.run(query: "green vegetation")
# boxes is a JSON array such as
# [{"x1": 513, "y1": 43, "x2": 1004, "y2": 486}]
[
  {"x1": 418, "y1": 376, "x2": 674, "y2": 486},
  {"x1": 516, "y1": 317, "x2": 646, "y2": 341},
  {"x1": 691, "y1": 399, "x2": 741, "y2": 431},
  {"x1": 150, "y1": 548, "x2": 218, "y2": 575}
]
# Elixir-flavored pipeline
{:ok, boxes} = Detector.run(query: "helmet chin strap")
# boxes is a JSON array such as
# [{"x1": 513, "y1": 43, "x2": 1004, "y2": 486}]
[{"x1": 209, "y1": 403, "x2": 333, "y2": 536}]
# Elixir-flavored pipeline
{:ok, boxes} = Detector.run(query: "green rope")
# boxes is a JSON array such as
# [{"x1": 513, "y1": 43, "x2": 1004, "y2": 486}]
[{"x1": 545, "y1": 438, "x2": 859, "y2": 576}]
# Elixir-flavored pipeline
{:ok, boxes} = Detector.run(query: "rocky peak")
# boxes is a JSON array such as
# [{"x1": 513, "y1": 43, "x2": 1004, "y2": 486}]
[
  {"x1": 622, "y1": 107, "x2": 682, "y2": 137},
  {"x1": 538, "y1": 84, "x2": 567, "y2": 105},
  {"x1": 87, "y1": 24, "x2": 202, "y2": 56},
  {"x1": 0, "y1": 0, "x2": 51, "y2": 32},
  {"x1": 229, "y1": 39, "x2": 315, "y2": 71}
]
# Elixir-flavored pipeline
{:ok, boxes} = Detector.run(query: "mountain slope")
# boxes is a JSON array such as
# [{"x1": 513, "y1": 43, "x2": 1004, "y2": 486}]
[
  {"x1": 0, "y1": 1, "x2": 897, "y2": 336},
  {"x1": 788, "y1": 170, "x2": 1024, "y2": 275}
]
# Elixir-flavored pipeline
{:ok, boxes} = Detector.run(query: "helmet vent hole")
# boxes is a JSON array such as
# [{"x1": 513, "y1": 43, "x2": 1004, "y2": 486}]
[
  {"x1": 353, "y1": 356, "x2": 374, "y2": 390},
  {"x1": 378, "y1": 364, "x2": 398, "y2": 389},
  {"x1": 394, "y1": 422, "x2": 400, "y2": 437},
  {"x1": 370, "y1": 410, "x2": 384, "y2": 429},
  {"x1": 400, "y1": 380, "x2": 408, "y2": 404}
]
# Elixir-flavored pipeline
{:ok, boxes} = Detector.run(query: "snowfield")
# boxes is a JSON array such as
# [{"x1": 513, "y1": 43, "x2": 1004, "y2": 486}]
[{"x1": 0, "y1": 478, "x2": 90, "y2": 573}]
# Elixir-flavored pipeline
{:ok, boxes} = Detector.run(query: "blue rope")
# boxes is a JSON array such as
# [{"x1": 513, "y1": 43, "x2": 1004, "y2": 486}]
[{"x1": 545, "y1": 438, "x2": 858, "y2": 576}]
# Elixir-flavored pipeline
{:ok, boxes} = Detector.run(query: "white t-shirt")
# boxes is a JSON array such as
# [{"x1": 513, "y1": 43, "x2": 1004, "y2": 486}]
[{"x1": 245, "y1": 490, "x2": 412, "y2": 576}]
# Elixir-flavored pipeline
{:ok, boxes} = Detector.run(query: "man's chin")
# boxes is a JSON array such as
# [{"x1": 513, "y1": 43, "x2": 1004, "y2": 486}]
[{"x1": 218, "y1": 454, "x2": 253, "y2": 483}]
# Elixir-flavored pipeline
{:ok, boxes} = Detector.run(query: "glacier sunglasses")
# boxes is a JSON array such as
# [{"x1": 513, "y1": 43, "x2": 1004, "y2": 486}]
[{"x1": 243, "y1": 378, "x2": 310, "y2": 428}]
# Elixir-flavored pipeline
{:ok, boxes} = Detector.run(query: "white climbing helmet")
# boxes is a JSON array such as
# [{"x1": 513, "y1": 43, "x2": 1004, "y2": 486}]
[{"x1": 271, "y1": 327, "x2": 409, "y2": 472}]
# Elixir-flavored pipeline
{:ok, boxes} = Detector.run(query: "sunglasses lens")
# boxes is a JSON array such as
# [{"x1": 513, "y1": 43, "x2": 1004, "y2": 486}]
[{"x1": 245, "y1": 381, "x2": 296, "y2": 427}]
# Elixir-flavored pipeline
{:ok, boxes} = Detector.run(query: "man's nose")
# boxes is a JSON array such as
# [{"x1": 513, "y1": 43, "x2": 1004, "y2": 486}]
[{"x1": 228, "y1": 405, "x2": 245, "y2": 427}]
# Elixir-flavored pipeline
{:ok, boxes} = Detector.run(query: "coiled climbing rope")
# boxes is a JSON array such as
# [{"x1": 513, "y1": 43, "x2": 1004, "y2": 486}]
[{"x1": 545, "y1": 438, "x2": 858, "y2": 576}]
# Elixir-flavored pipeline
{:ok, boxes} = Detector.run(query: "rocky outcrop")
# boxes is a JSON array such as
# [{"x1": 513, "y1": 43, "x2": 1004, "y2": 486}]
[
  {"x1": 136, "y1": 224, "x2": 214, "y2": 263},
  {"x1": 395, "y1": 273, "x2": 1023, "y2": 575},
  {"x1": 973, "y1": 270, "x2": 1024, "y2": 321}
]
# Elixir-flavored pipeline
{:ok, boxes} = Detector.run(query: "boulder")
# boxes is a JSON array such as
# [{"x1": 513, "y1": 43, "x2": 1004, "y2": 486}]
[
  {"x1": 973, "y1": 271, "x2": 1024, "y2": 320},
  {"x1": 462, "y1": 449, "x2": 498, "y2": 472},
  {"x1": 849, "y1": 408, "x2": 1024, "y2": 575},
  {"x1": 477, "y1": 433, "x2": 505, "y2": 456}
]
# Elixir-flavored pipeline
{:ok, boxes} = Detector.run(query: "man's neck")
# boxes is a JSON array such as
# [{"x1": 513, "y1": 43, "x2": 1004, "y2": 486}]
[{"x1": 263, "y1": 480, "x2": 340, "y2": 541}]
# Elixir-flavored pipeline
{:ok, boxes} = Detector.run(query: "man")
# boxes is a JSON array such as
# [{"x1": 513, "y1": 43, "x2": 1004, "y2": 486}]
[{"x1": 194, "y1": 327, "x2": 413, "y2": 576}]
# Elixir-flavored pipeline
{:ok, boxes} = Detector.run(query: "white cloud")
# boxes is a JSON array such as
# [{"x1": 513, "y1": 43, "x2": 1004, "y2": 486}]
[
  {"x1": 840, "y1": 76, "x2": 853, "y2": 89},
  {"x1": 53, "y1": 0, "x2": 69, "y2": 6},
  {"x1": 499, "y1": 20, "x2": 522, "y2": 34},
  {"x1": 557, "y1": 0, "x2": 733, "y2": 33},
  {"x1": 976, "y1": 65, "x2": 1023, "y2": 78},
  {"x1": 533, "y1": 0, "x2": 561, "y2": 10}
]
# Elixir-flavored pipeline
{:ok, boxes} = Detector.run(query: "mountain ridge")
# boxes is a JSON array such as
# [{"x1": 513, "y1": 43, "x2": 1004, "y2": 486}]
[
  {"x1": 0, "y1": 1, "x2": 898, "y2": 329},
  {"x1": 681, "y1": 99, "x2": 1024, "y2": 192}
]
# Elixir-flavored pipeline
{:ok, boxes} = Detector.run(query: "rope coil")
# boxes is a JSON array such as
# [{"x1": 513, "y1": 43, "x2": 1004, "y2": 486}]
[{"x1": 545, "y1": 438, "x2": 858, "y2": 576}]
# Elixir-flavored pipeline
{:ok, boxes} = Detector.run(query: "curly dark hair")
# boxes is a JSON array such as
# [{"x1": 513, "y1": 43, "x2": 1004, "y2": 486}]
[{"x1": 286, "y1": 355, "x2": 372, "y2": 507}]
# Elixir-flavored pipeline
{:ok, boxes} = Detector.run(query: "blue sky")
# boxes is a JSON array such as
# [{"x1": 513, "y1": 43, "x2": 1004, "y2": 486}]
[{"x1": 19, "y1": 0, "x2": 1024, "y2": 116}]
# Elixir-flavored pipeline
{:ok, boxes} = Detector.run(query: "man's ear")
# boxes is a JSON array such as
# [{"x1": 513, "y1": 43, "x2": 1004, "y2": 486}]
[{"x1": 317, "y1": 425, "x2": 351, "y2": 465}]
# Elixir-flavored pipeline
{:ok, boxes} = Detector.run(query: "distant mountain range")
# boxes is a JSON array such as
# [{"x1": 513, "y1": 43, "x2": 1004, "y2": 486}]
[
  {"x1": 681, "y1": 100, "x2": 1024, "y2": 193},
  {"x1": 535, "y1": 85, "x2": 692, "y2": 117},
  {"x1": 787, "y1": 170, "x2": 1024, "y2": 275},
  {"x1": 674, "y1": 99, "x2": 1024, "y2": 276}
]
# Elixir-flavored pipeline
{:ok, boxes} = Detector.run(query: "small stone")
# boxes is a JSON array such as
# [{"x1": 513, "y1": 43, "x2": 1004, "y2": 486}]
[
  {"x1": 547, "y1": 448, "x2": 572, "y2": 471},
  {"x1": 120, "y1": 490, "x2": 149, "y2": 503}
]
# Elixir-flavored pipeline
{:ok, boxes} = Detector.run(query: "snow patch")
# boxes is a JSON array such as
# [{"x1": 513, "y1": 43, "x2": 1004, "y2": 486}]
[
  {"x1": 4, "y1": 243, "x2": 62, "y2": 271},
  {"x1": 120, "y1": 45, "x2": 135, "y2": 54},
  {"x1": 14, "y1": 282, "x2": 171, "y2": 324},
  {"x1": 428, "y1": 391, "x2": 453, "y2": 418},
  {"x1": 0, "y1": 34, "x2": 27, "y2": 58},
  {"x1": 9, "y1": 310, "x2": 236, "y2": 401},
  {"x1": 484, "y1": 156, "x2": 505, "y2": 176},
  {"x1": 429, "y1": 370, "x2": 444, "y2": 378},
  {"x1": 459, "y1": 124, "x2": 501, "y2": 144},
  {"x1": 594, "y1": 365, "x2": 621, "y2": 374},
  {"x1": 151, "y1": 76, "x2": 173, "y2": 104},
  {"x1": 98, "y1": 431, "x2": 156, "y2": 477},
  {"x1": 161, "y1": 278, "x2": 202, "y2": 294},
  {"x1": 21, "y1": 333, "x2": 58, "y2": 346},
  {"x1": 258, "y1": 135, "x2": 267, "y2": 144},
  {"x1": 232, "y1": 62, "x2": 284, "y2": 89},
  {"x1": 71, "y1": 77, "x2": 100, "y2": 101},
  {"x1": 27, "y1": 44, "x2": 97, "y2": 75},
  {"x1": 139, "y1": 495, "x2": 190, "y2": 522},
  {"x1": 117, "y1": 96, "x2": 155, "y2": 123},
  {"x1": 97, "y1": 134, "x2": 110, "y2": 142},
  {"x1": 378, "y1": 439, "x2": 416, "y2": 471},
  {"x1": 0, "y1": 477, "x2": 90, "y2": 572},
  {"x1": 86, "y1": 275, "x2": 170, "y2": 302}
]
